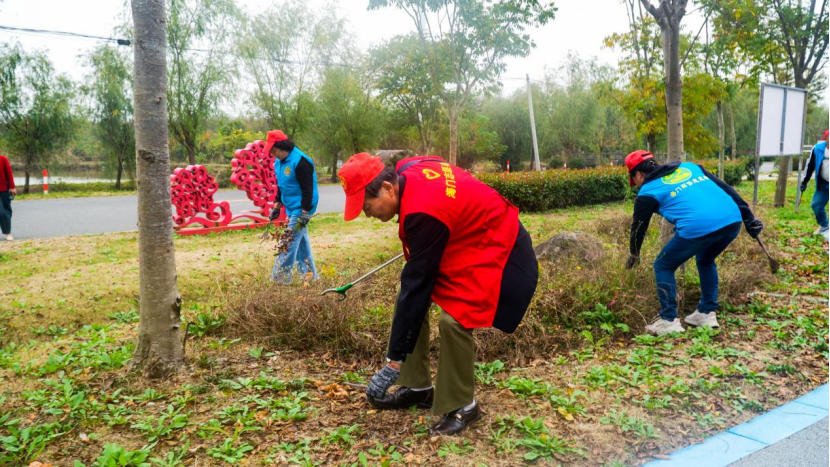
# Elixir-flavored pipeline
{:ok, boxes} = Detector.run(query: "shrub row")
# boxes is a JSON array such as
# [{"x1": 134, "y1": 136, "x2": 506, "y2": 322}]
[
  {"x1": 693, "y1": 159, "x2": 746, "y2": 187},
  {"x1": 478, "y1": 159, "x2": 746, "y2": 213},
  {"x1": 477, "y1": 167, "x2": 630, "y2": 212}
]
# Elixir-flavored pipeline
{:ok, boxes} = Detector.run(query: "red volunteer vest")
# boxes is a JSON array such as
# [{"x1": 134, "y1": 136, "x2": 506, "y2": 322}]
[{"x1": 397, "y1": 156, "x2": 520, "y2": 329}]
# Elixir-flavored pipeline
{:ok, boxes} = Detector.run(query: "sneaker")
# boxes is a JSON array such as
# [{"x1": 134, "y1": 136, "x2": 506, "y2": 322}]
[
  {"x1": 5, "y1": 234, "x2": 12, "y2": 241},
  {"x1": 645, "y1": 317, "x2": 685, "y2": 336},
  {"x1": 822, "y1": 228, "x2": 829, "y2": 242},
  {"x1": 814, "y1": 226, "x2": 824, "y2": 235},
  {"x1": 684, "y1": 310, "x2": 719, "y2": 328}
]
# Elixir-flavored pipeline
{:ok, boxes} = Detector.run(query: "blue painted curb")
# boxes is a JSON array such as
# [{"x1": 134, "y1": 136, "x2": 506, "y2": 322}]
[{"x1": 643, "y1": 383, "x2": 829, "y2": 467}]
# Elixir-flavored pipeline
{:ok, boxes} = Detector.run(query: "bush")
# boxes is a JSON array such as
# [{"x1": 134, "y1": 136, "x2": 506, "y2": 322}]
[
  {"x1": 477, "y1": 167, "x2": 629, "y2": 212},
  {"x1": 693, "y1": 159, "x2": 746, "y2": 187}
]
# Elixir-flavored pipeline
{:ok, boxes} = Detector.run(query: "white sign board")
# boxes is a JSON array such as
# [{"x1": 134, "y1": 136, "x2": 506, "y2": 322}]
[{"x1": 757, "y1": 83, "x2": 807, "y2": 156}]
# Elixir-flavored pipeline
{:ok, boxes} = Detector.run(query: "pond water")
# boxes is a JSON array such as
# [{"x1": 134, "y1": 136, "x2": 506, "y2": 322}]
[{"x1": 12, "y1": 170, "x2": 119, "y2": 185}]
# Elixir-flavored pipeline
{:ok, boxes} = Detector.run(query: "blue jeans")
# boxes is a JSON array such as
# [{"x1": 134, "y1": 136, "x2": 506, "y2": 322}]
[
  {"x1": 271, "y1": 215, "x2": 318, "y2": 284},
  {"x1": 653, "y1": 222, "x2": 741, "y2": 321},
  {"x1": 811, "y1": 180, "x2": 829, "y2": 230}
]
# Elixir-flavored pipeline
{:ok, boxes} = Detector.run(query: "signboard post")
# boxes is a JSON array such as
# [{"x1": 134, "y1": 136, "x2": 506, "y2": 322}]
[{"x1": 752, "y1": 83, "x2": 808, "y2": 210}]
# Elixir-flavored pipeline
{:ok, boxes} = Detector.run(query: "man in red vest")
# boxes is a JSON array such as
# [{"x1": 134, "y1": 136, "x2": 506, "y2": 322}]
[{"x1": 337, "y1": 153, "x2": 538, "y2": 435}]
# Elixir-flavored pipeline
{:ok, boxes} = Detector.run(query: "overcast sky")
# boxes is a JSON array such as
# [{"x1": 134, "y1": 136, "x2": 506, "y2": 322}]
[{"x1": 0, "y1": 0, "x2": 824, "y2": 113}]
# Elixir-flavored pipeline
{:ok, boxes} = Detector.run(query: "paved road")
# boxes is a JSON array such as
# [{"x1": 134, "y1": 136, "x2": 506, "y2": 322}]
[
  {"x1": 730, "y1": 417, "x2": 829, "y2": 467},
  {"x1": 6, "y1": 185, "x2": 346, "y2": 240}
]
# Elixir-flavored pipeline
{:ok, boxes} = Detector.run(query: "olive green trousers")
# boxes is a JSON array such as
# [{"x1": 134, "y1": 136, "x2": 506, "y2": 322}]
[{"x1": 393, "y1": 310, "x2": 475, "y2": 416}]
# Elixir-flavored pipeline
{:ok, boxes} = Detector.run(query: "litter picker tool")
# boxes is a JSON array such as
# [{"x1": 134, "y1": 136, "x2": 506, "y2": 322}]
[
  {"x1": 321, "y1": 252, "x2": 405, "y2": 300},
  {"x1": 755, "y1": 236, "x2": 780, "y2": 274}
]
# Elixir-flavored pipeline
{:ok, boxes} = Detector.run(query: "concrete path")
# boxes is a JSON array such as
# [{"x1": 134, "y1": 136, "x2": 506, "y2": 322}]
[
  {"x1": 730, "y1": 417, "x2": 828, "y2": 467},
  {"x1": 5, "y1": 185, "x2": 346, "y2": 240}
]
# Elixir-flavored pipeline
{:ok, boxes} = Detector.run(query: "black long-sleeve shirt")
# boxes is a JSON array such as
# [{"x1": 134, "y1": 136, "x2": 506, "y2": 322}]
[
  {"x1": 275, "y1": 157, "x2": 315, "y2": 212},
  {"x1": 386, "y1": 175, "x2": 450, "y2": 361},
  {"x1": 629, "y1": 164, "x2": 755, "y2": 256}
]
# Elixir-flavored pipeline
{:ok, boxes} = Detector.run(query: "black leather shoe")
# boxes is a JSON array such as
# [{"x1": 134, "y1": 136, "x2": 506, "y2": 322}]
[
  {"x1": 429, "y1": 402, "x2": 482, "y2": 435},
  {"x1": 367, "y1": 387, "x2": 433, "y2": 410}
]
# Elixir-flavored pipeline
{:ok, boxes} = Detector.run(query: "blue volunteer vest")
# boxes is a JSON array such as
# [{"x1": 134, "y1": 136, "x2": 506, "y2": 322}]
[
  {"x1": 813, "y1": 141, "x2": 826, "y2": 186},
  {"x1": 638, "y1": 162, "x2": 741, "y2": 239},
  {"x1": 275, "y1": 147, "x2": 319, "y2": 217}
]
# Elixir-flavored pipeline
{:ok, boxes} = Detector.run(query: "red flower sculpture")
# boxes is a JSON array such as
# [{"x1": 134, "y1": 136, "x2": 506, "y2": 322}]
[
  {"x1": 170, "y1": 165, "x2": 232, "y2": 228},
  {"x1": 230, "y1": 140, "x2": 278, "y2": 217}
]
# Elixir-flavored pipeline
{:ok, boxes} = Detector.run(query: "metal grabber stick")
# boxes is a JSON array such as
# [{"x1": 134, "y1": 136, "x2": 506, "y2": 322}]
[{"x1": 321, "y1": 252, "x2": 405, "y2": 300}]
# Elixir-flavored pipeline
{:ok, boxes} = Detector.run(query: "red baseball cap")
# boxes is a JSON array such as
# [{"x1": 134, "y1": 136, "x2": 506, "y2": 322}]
[
  {"x1": 338, "y1": 152, "x2": 385, "y2": 221},
  {"x1": 624, "y1": 150, "x2": 654, "y2": 186},
  {"x1": 262, "y1": 130, "x2": 288, "y2": 156}
]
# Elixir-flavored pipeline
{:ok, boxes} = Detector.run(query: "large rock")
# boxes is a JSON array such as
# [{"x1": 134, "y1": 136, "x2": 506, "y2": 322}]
[{"x1": 534, "y1": 231, "x2": 604, "y2": 262}]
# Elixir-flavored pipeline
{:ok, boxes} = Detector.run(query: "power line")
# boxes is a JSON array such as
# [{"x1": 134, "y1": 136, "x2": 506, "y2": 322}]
[{"x1": 0, "y1": 24, "x2": 131, "y2": 46}]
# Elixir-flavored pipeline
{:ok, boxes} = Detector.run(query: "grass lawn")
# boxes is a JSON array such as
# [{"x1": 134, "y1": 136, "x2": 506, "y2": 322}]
[{"x1": 0, "y1": 180, "x2": 826, "y2": 466}]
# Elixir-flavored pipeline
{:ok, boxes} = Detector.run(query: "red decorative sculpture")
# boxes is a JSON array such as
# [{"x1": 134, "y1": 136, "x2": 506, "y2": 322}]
[
  {"x1": 170, "y1": 140, "x2": 286, "y2": 236},
  {"x1": 171, "y1": 165, "x2": 232, "y2": 230},
  {"x1": 230, "y1": 140, "x2": 279, "y2": 217}
]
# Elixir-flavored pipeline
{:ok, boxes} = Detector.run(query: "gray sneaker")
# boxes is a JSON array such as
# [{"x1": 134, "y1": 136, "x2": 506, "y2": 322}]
[
  {"x1": 684, "y1": 310, "x2": 719, "y2": 328},
  {"x1": 645, "y1": 318, "x2": 685, "y2": 336}
]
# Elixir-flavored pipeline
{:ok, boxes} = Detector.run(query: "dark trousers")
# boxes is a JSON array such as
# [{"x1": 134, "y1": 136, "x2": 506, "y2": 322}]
[
  {"x1": 653, "y1": 222, "x2": 741, "y2": 320},
  {"x1": 0, "y1": 191, "x2": 11, "y2": 235}
]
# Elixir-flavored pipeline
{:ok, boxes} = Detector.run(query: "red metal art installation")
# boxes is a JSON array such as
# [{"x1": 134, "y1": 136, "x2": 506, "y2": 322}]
[
  {"x1": 171, "y1": 165, "x2": 232, "y2": 230},
  {"x1": 170, "y1": 160, "x2": 283, "y2": 236},
  {"x1": 230, "y1": 140, "x2": 280, "y2": 217}
]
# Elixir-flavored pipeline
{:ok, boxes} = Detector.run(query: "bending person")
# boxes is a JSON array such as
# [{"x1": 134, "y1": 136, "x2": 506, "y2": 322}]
[
  {"x1": 337, "y1": 153, "x2": 538, "y2": 435},
  {"x1": 625, "y1": 150, "x2": 764, "y2": 336}
]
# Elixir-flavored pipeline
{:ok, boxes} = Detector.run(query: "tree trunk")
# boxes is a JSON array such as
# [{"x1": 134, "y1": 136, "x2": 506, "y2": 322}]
[
  {"x1": 774, "y1": 156, "x2": 790, "y2": 207},
  {"x1": 728, "y1": 102, "x2": 736, "y2": 160},
  {"x1": 24, "y1": 167, "x2": 30, "y2": 195},
  {"x1": 447, "y1": 105, "x2": 459, "y2": 166},
  {"x1": 646, "y1": 132, "x2": 657, "y2": 154},
  {"x1": 187, "y1": 147, "x2": 196, "y2": 166},
  {"x1": 130, "y1": 0, "x2": 184, "y2": 378},
  {"x1": 662, "y1": 26, "x2": 684, "y2": 162},
  {"x1": 330, "y1": 150, "x2": 339, "y2": 183},
  {"x1": 116, "y1": 155, "x2": 123, "y2": 190},
  {"x1": 716, "y1": 100, "x2": 725, "y2": 177}
]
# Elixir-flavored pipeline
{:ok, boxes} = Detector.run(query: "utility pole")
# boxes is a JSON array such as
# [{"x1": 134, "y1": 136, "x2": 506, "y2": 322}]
[{"x1": 527, "y1": 74, "x2": 541, "y2": 171}]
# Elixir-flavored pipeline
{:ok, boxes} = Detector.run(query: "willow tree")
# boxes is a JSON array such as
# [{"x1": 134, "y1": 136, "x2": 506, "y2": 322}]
[{"x1": 130, "y1": 0, "x2": 184, "y2": 378}]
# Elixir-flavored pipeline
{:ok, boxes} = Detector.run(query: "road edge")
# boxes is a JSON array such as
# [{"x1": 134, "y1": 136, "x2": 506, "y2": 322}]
[{"x1": 643, "y1": 383, "x2": 829, "y2": 467}]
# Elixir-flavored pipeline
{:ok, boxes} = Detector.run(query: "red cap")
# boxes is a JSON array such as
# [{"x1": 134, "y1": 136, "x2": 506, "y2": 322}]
[
  {"x1": 338, "y1": 152, "x2": 385, "y2": 221},
  {"x1": 262, "y1": 130, "x2": 288, "y2": 156},
  {"x1": 624, "y1": 150, "x2": 654, "y2": 186},
  {"x1": 823, "y1": 129, "x2": 828, "y2": 141}
]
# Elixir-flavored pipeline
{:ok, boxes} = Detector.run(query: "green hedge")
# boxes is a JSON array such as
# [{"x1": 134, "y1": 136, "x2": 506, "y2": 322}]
[
  {"x1": 693, "y1": 159, "x2": 746, "y2": 187},
  {"x1": 477, "y1": 167, "x2": 629, "y2": 212}
]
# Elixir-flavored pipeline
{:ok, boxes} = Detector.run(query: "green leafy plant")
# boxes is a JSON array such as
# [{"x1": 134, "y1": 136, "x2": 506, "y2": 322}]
[
  {"x1": 438, "y1": 440, "x2": 475, "y2": 457},
  {"x1": 474, "y1": 360, "x2": 505, "y2": 385},
  {"x1": 206, "y1": 428, "x2": 253, "y2": 464},
  {"x1": 107, "y1": 310, "x2": 140, "y2": 324},
  {"x1": 0, "y1": 420, "x2": 65, "y2": 465},
  {"x1": 497, "y1": 376, "x2": 552, "y2": 399},
  {"x1": 321, "y1": 424, "x2": 362, "y2": 447},
  {"x1": 190, "y1": 312, "x2": 227, "y2": 337},
  {"x1": 130, "y1": 405, "x2": 189, "y2": 444},
  {"x1": 91, "y1": 443, "x2": 151, "y2": 467}
]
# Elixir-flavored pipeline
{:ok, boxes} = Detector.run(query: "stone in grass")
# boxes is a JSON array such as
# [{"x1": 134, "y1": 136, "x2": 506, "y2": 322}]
[{"x1": 534, "y1": 231, "x2": 604, "y2": 263}]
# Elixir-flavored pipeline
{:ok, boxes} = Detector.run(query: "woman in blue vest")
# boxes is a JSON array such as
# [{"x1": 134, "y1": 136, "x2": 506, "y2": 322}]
[
  {"x1": 624, "y1": 151, "x2": 764, "y2": 336},
  {"x1": 799, "y1": 129, "x2": 829, "y2": 241},
  {"x1": 264, "y1": 130, "x2": 319, "y2": 284}
]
